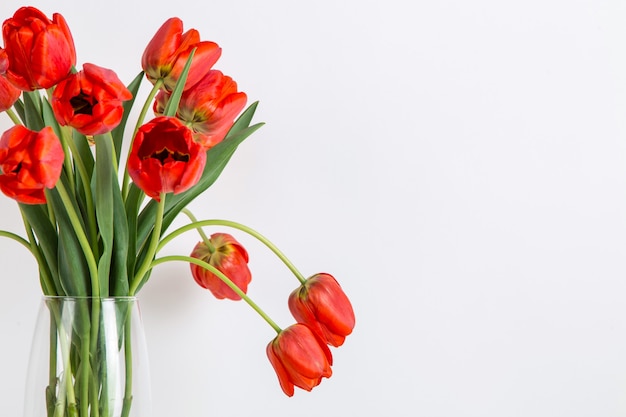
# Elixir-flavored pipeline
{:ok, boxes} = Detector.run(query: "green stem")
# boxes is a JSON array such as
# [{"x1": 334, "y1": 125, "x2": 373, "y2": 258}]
[
  {"x1": 159, "y1": 218, "x2": 307, "y2": 284},
  {"x1": 52, "y1": 182, "x2": 100, "y2": 296},
  {"x1": 152, "y1": 255, "x2": 282, "y2": 333},
  {"x1": 121, "y1": 79, "x2": 163, "y2": 200},
  {"x1": 46, "y1": 308, "x2": 58, "y2": 417},
  {"x1": 129, "y1": 192, "x2": 166, "y2": 294},
  {"x1": 89, "y1": 298, "x2": 101, "y2": 416},
  {"x1": 51, "y1": 307, "x2": 78, "y2": 417},
  {"x1": 79, "y1": 327, "x2": 90, "y2": 417},
  {"x1": 0, "y1": 229, "x2": 33, "y2": 252},
  {"x1": 180, "y1": 209, "x2": 214, "y2": 252},
  {"x1": 5, "y1": 107, "x2": 22, "y2": 125},
  {"x1": 121, "y1": 314, "x2": 133, "y2": 417},
  {"x1": 56, "y1": 124, "x2": 75, "y2": 195}
]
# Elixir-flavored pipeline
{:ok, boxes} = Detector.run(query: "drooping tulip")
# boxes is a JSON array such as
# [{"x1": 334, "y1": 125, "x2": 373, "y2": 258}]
[
  {"x1": 51, "y1": 63, "x2": 132, "y2": 136},
  {"x1": 266, "y1": 323, "x2": 333, "y2": 397},
  {"x1": 0, "y1": 125, "x2": 64, "y2": 204},
  {"x1": 189, "y1": 233, "x2": 252, "y2": 300},
  {"x1": 1, "y1": 6, "x2": 76, "y2": 91},
  {"x1": 127, "y1": 116, "x2": 205, "y2": 201},
  {"x1": 141, "y1": 17, "x2": 221, "y2": 92},
  {"x1": 289, "y1": 273, "x2": 355, "y2": 347}
]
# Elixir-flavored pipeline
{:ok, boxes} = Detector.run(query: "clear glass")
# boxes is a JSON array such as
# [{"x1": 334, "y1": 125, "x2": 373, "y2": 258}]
[{"x1": 23, "y1": 296, "x2": 152, "y2": 417}]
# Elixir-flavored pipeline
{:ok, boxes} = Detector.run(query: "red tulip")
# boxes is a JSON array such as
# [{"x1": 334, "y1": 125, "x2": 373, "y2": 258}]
[
  {"x1": 127, "y1": 116, "x2": 205, "y2": 201},
  {"x1": 0, "y1": 48, "x2": 8, "y2": 74},
  {"x1": 1, "y1": 7, "x2": 76, "y2": 91},
  {"x1": 289, "y1": 273, "x2": 355, "y2": 347},
  {"x1": 0, "y1": 49, "x2": 23, "y2": 112},
  {"x1": 141, "y1": 17, "x2": 221, "y2": 92},
  {"x1": 189, "y1": 233, "x2": 252, "y2": 300},
  {"x1": 266, "y1": 323, "x2": 333, "y2": 397},
  {"x1": 154, "y1": 70, "x2": 247, "y2": 149},
  {"x1": 0, "y1": 75, "x2": 20, "y2": 112},
  {"x1": 0, "y1": 125, "x2": 64, "y2": 204},
  {"x1": 51, "y1": 63, "x2": 132, "y2": 136}
]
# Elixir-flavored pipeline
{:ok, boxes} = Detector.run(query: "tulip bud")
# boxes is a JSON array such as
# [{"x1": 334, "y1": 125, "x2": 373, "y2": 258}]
[
  {"x1": 289, "y1": 273, "x2": 355, "y2": 347},
  {"x1": 2, "y1": 7, "x2": 76, "y2": 91},
  {"x1": 266, "y1": 323, "x2": 333, "y2": 397},
  {"x1": 189, "y1": 233, "x2": 252, "y2": 300},
  {"x1": 141, "y1": 17, "x2": 221, "y2": 92}
]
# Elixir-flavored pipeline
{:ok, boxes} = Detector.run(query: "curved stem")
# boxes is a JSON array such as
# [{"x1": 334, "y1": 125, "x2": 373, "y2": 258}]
[
  {"x1": 180, "y1": 209, "x2": 214, "y2": 252},
  {"x1": 121, "y1": 79, "x2": 163, "y2": 200},
  {"x1": 53, "y1": 181, "x2": 100, "y2": 296},
  {"x1": 0, "y1": 229, "x2": 33, "y2": 252},
  {"x1": 5, "y1": 107, "x2": 22, "y2": 125},
  {"x1": 159, "y1": 219, "x2": 307, "y2": 284},
  {"x1": 129, "y1": 192, "x2": 166, "y2": 294},
  {"x1": 152, "y1": 254, "x2": 282, "y2": 333}
]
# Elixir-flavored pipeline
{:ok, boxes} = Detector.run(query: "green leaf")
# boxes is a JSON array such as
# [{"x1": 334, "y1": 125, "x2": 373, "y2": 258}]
[
  {"x1": 71, "y1": 130, "x2": 95, "y2": 223},
  {"x1": 112, "y1": 71, "x2": 144, "y2": 164},
  {"x1": 163, "y1": 48, "x2": 196, "y2": 117},
  {"x1": 13, "y1": 98, "x2": 25, "y2": 123},
  {"x1": 72, "y1": 130, "x2": 95, "y2": 174},
  {"x1": 23, "y1": 91, "x2": 44, "y2": 131},
  {"x1": 40, "y1": 98, "x2": 63, "y2": 140},
  {"x1": 94, "y1": 134, "x2": 115, "y2": 296},
  {"x1": 46, "y1": 177, "x2": 89, "y2": 296},
  {"x1": 19, "y1": 203, "x2": 61, "y2": 293}
]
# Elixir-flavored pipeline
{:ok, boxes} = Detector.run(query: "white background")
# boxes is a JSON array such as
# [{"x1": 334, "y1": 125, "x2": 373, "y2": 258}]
[{"x1": 1, "y1": 0, "x2": 626, "y2": 416}]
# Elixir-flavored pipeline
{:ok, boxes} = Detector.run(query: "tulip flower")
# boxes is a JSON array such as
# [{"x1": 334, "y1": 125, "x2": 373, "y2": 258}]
[
  {"x1": 289, "y1": 273, "x2": 355, "y2": 347},
  {"x1": 0, "y1": 49, "x2": 8, "y2": 74},
  {"x1": 51, "y1": 63, "x2": 132, "y2": 136},
  {"x1": 127, "y1": 116, "x2": 205, "y2": 201},
  {"x1": 266, "y1": 323, "x2": 333, "y2": 397},
  {"x1": 0, "y1": 125, "x2": 64, "y2": 204},
  {"x1": 0, "y1": 75, "x2": 20, "y2": 112},
  {"x1": 189, "y1": 233, "x2": 252, "y2": 300},
  {"x1": 142, "y1": 17, "x2": 221, "y2": 92},
  {"x1": 1, "y1": 7, "x2": 76, "y2": 91},
  {"x1": 154, "y1": 70, "x2": 247, "y2": 149}
]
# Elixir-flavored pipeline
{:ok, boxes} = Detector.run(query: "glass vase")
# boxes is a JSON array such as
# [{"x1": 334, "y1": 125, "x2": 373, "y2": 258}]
[{"x1": 23, "y1": 296, "x2": 152, "y2": 417}]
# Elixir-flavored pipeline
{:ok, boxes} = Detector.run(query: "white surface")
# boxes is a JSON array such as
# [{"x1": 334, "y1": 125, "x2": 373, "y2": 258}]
[{"x1": 1, "y1": 0, "x2": 626, "y2": 416}]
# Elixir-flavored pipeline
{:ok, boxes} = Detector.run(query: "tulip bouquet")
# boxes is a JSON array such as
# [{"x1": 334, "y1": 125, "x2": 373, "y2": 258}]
[{"x1": 0, "y1": 5, "x2": 355, "y2": 417}]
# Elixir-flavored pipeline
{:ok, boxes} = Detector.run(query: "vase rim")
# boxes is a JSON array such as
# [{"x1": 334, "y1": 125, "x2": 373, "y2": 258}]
[{"x1": 42, "y1": 295, "x2": 138, "y2": 301}]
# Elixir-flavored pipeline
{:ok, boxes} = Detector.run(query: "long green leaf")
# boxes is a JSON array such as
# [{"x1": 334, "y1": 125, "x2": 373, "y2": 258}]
[
  {"x1": 124, "y1": 184, "x2": 144, "y2": 283},
  {"x1": 71, "y1": 130, "x2": 96, "y2": 234},
  {"x1": 19, "y1": 203, "x2": 61, "y2": 293},
  {"x1": 112, "y1": 71, "x2": 144, "y2": 164},
  {"x1": 47, "y1": 176, "x2": 89, "y2": 296},
  {"x1": 23, "y1": 91, "x2": 44, "y2": 131},
  {"x1": 163, "y1": 49, "x2": 196, "y2": 117},
  {"x1": 94, "y1": 134, "x2": 115, "y2": 296},
  {"x1": 40, "y1": 98, "x2": 63, "y2": 140},
  {"x1": 13, "y1": 98, "x2": 25, "y2": 123}
]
